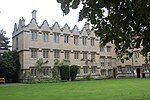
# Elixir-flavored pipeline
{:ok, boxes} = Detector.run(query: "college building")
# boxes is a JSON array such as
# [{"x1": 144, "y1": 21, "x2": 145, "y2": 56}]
[{"x1": 12, "y1": 10, "x2": 150, "y2": 80}]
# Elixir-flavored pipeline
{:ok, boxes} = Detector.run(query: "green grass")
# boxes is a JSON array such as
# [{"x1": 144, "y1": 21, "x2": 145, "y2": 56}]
[{"x1": 0, "y1": 79, "x2": 150, "y2": 100}]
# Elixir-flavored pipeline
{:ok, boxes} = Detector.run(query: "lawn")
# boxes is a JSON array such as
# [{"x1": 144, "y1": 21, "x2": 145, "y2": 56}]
[{"x1": 0, "y1": 79, "x2": 150, "y2": 100}]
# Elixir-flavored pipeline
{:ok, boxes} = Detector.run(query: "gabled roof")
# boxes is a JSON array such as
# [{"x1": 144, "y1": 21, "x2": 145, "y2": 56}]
[
  {"x1": 40, "y1": 20, "x2": 51, "y2": 32},
  {"x1": 27, "y1": 18, "x2": 39, "y2": 30},
  {"x1": 62, "y1": 24, "x2": 71, "y2": 34},
  {"x1": 89, "y1": 30, "x2": 96, "y2": 38},
  {"x1": 80, "y1": 27, "x2": 88, "y2": 37},
  {"x1": 52, "y1": 22, "x2": 61, "y2": 33},
  {"x1": 71, "y1": 25, "x2": 80, "y2": 36}
]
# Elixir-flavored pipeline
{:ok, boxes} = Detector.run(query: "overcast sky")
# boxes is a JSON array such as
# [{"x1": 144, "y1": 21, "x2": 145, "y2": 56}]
[{"x1": 0, "y1": 0, "x2": 86, "y2": 43}]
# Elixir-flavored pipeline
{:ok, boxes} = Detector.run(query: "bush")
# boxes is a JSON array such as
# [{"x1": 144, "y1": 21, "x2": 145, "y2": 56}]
[
  {"x1": 59, "y1": 65, "x2": 69, "y2": 80},
  {"x1": 70, "y1": 65, "x2": 79, "y2": 81}
]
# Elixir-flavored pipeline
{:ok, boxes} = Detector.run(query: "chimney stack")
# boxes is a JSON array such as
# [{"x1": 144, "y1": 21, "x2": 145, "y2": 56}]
[{"x1": 32, "y1": 10, "x2": 37, "y2": 20}]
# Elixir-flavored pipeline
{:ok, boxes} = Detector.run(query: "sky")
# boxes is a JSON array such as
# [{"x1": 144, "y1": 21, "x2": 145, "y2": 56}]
[{"x1": 0, "y1": 0, "x2": 86, "y2": 44}]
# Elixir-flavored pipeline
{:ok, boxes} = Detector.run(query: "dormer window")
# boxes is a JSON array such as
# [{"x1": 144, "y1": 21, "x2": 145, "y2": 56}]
[
  {"x1": 31, "y1": 31, "x2": 37, "y2": 40},
  {"x1": 64, "y1": 35, "x2": 69, "y2": 43},
  {"x1": 82, "y1": 36, "x2": 87, "y2": 45},
  {"x1": 90, "y1": 38, "x2": 95, "y2": 46},
  {"x1": 54, "y1": 33, "x2": 59, "y2": 43},
  {"x1": 74, "y1": 36, "x2": 78, "y2": 45},
  {"x1": 43, "y1": 33, "x2": 48, "y2": 42}
]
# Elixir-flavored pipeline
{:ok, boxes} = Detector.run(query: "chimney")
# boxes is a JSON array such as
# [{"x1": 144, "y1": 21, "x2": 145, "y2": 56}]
[
  {"x1": 84, "y1": 22, "x2": 90, "y2": 30},
  {"x1": 32, "y1": 10, "x2": 37, "y2": 20}
]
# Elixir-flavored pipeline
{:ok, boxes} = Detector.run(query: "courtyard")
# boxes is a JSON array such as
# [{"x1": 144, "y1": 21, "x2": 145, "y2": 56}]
[{"x1": 0, "y1": 79, "x2": 150, "y2": 100}]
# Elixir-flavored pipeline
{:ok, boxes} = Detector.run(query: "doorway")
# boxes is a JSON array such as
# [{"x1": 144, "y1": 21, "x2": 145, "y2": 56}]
[
  {"x1": 136, "y1": 68, "x2": 140, "y2": 78},
  {"x1": 113, "y1": 68, "x2": 117, "y2": 78},
  {"x1": 142, "y1": 73, "x2": 145, "y2": 78}
]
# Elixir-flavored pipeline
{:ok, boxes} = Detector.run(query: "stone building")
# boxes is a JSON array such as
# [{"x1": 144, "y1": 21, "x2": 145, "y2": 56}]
[{"x1": 12, "y1": 10, "x2": 150, "y2": 80}]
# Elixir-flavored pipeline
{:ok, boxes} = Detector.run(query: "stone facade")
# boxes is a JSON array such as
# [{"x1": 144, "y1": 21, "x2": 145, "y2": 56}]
[{"x1": 12, "y1": 10, "x2": 150, "y2": 80}]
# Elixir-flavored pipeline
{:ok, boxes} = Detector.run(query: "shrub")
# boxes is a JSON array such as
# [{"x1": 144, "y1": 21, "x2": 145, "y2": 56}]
[
  {"x1": 59, "y1": 65, "x2": 69, "y2": 80},
  {"x1": 70, "y1": 65, "x2": 79, "y2": 81}
]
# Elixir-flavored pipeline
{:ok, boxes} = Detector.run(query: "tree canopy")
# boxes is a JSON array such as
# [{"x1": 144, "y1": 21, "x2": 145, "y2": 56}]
[
  {"x1": 0, "y1": 51, "x2": 20, "y2": 82},
  {"x1": 0, "y1": 29, "x2": 10, "y2": 50},
  {"x1": 57, "y1": 0, "x2": 150, "y2": 61}
]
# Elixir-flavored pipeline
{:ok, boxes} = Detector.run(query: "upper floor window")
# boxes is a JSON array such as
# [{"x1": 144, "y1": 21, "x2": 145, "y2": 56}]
[
  {"x1": 43, "y1": 33, "x2": 48, "y2": 42},
  {"x1": 64, "y1": 51, "x2": 70, "y2": 59},
  {"x1": 54, "y1": 33, "x2": 59, "y2": 43},
  {"x1": 91, "y1": 52, "x2": 95, "y2": 61},
  {"x1": 100, "y1": 56, "x2": 105, "y2": 67},
  {"x1": 100, "y1": 46, "x2": 104, "y2": 52},
  {"x1": 83, "y1": 52, "x2": 88, "y2": 60},
  {"x1": 107, "y1": 46, "x2": 111, "y2": 52},
  {"x1": 16, "y1": 37, "x2": 18, "y2": 50},
  {"x1": 74, "y1": 36, "x2": 78, "y2": 45},
  {"x1": 31, "y1": 31, "x2": 37, "y2": 40},
  {"x1": 107, "y1": 57, "x2": 112, "y2": 66},
  {"x1": 64, "y1": 35, "x2": 69, "y2": 43},
  {"x1": 31, "y1": 49, "x2": 38, "y2": 58},
  {"x1": 82, "y1": 37, "x2": 87, "y2": 45},
  {"x1": 90, "y1": 38, "x2": 95, "y2": 46},
  {"x1": 54, "y1": 50, "x2": 60, "y2": 58},
  {"x1": 74, "y1": 51, "x2": 79, "y2": 59},
  {"x1": 43, "y1": 50, "x2": 49, "y2": 58}
]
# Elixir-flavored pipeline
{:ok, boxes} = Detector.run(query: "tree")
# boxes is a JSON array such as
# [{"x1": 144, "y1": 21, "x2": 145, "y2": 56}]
[
  {"x1": 57, "y1": 0, "x2": 150, "y2": 61},
  {"x1": 0, "y1": 29, "x2": 10, "y2": 50},
  {"x1": 34, "y1": 58, "x2": 49, "y2": 82},
  {"x1": 0, "y1": 51, "x2": 20, "y2": 82}
]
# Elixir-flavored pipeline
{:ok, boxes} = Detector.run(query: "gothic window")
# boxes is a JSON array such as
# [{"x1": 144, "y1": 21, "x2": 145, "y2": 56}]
[
  {"x1": 83, "y1": 66, "x2": 88, "y2": 74},
  {"x1": 91, "y1": 66, "x2": 96, "y2": 74},
  {"x1": 74, "y1": 51, "x2": 79, "y2": 59},
  {"x1": 64, "y1": 51, "x2": 70, "y2": 59},
  {"x1": 82, "y1": 37, "x2": 87, "y2": 45},
  {"x1": 90, "y1": 38, "x2": 95, "y2": 46},
  {"x1": 43, "y1": 33, "x2": 48, "y2": 42},
  {"x1": 74, "y1": 36, "x2": 78, "y2": 45},
  {"x1": 43, "y1": 50, "x2": 49, "y2": 58},
  {"x1": 31, "y1": 49, "x2": 38, "y2": 58},
  {"x1": 107, "y1": 46, "x2": 111, "y2": 52},
  {"x1": 83, "y1": 52, "x2": 88, "y2": 60},
  {"x1": 54, "y1": 50, "x2": 60, "y2": 58},
  {"x1": 31, "y1": 31, "x2": 37, "y2": 40},
  {"x1": 54, "y1": 33, "x2": 59, "y2": 43},
  {"x1": 64, "y1": 35, "x2": 69, "y2": 43}
]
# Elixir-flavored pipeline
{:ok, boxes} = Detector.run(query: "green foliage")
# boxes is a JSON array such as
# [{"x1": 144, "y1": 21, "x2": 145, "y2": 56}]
[
  {"x1": 59, "y1": 65, "x2": 69, "y2": 80},
  {"x1": 0, "y1": 51, "x2": 20, "y2": 82},
  {"x1": 52, "y1": 59, "x2": 61, "y2": 81},
  {"x1": 57, "y1": 0, "x2": 150, "y2": 61},
  {"x1": 51, "y1": 66, "x2": 59, "y2": 81},
  {"x1": 0, "y1": 29, "x2": 11, "y2": 50},
  {"x1": 70, "y1": 65, "x2": 79, "y2": 81}
]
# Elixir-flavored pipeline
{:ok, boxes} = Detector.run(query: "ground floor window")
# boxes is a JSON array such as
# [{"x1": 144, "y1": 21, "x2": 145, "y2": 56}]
[
  {"x1": 108, "y1": 69, "x2": 112, "y2": 76},
  {"x1": 43, "y1": 68, "x2": 50, "y2": 76},
  {"x1": 101, "y1": 69, "x2": 106, "y2": 75},
  {"x1": 91, "y1": 66, "x2": 96, "y2": 74},
  {"x1": 31, "y1": 68, "x2": 37, "y2": 76},
  {"x1": 83, "y1": 66, "x2": 88, "y2": 74},
  {"x1": 77, "y1": 68, "x2": 80, "y2": 74}
]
